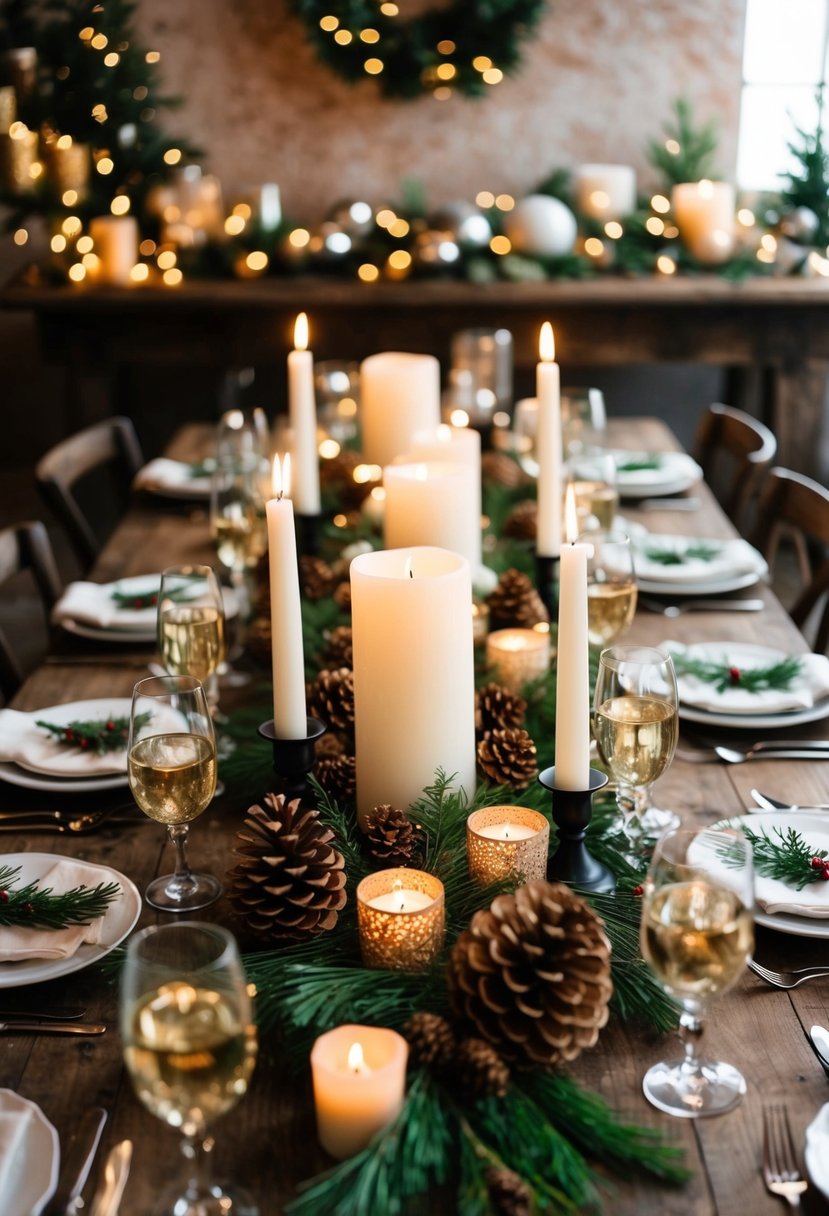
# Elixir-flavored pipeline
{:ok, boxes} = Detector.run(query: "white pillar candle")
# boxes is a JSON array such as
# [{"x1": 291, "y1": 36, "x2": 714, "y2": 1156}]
[
  {"x1": 536, "y1": 323, "x2": 563, "y2": 557},
  {"x1": 671, "y1": 180, "x2": 736, "y2": 264},
  {"x1": 89, "y1": 215, "x2": 138, "y2": 286},
  {"x1": 554, "y1": 485, "x2": 591, "y2": 789},
  {"x1": 383, "y1": 461, "x2": 479, "y2": 572},
  {"x1": 310, "y1": 1024, "x2": 408, "y2": 1160},
  {"x1": 360, "y1": 352, "x2": 441, "y2": 468},
  {"x1": 288, "y1": 312, "x2": 321, "y2": 515},
  {"x1": 410, "y1": 424, "x2": 482, "y2": 570},
  {"x1": 573, "y1": 164, "x2": 637, "y2": 221},
  {"x1": 266, "y1": 454, "x2": 307, "y2": 737},
  {"x1": 350, "y1": 546, "x2": 476, "y2": 827}
]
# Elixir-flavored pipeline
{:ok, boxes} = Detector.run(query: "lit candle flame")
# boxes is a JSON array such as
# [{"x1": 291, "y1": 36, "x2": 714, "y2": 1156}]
[
  {"x1": 347, "y1": 1041, "x2": 366, "y2": 1073},
  {"x1": 564, "y1": 482, "x2": 579, "y2": 543},
  {"x1": 272, "y1": 452, "x2": 292, "y2": 500},
  {"x1": 392, "y1": 877, "x2": 406, "y2": 909},
  {"x1": 539, "y1": 321, "x2": 555, "y2": 363},
  {"x1": 293, "y1": 311, "x2": 309, "y2": 352}
]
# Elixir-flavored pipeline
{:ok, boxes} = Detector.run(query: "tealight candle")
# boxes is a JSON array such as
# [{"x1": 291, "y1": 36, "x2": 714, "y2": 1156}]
[
  {"x1": 357, "y1": 868, "x2": 445, "y2": 970},
  {"x1": 310, "y1": 1024, "x2": 408, "y2": 1160},
  {"x1": 466, "y1": 806, "x2": 550, "y2": 884},
  {"x1": 486, "y1": 627, "x2": 552, "y2": 694}
]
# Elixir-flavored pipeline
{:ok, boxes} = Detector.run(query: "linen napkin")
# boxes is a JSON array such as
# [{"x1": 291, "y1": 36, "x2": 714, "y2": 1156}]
[
  {"x1": 806, "y1": 1104, "x2": 829, "y2": 1201},
  {"x1": 613, "y1": 450, "x2": 702, "y2": 491},
  {"x1": 0, "y1": 859, "x2": 120, "y2": 962},
  {"x1": 0, "y1": 707, "x2": 128, "y2": 776},
  {"x1": 633, "y1": 535, "x2": 766, "y2": 585},
  {"x1": 667, "y1": 640, "x2": 829, "y2": 715},
  {"x1": 0, "y1": 1101, "x2": 33, "y2": 1204},
  {"x1": 133, "y1": 457, "x2": 213, "y2": 497},
  {"x1": 51, "y1": 578, "x2": 160, "y2": 631}
]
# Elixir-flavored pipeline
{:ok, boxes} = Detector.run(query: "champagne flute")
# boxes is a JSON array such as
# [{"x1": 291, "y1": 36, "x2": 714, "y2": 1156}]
[
  {"x1": 640, "y1": 826, "x2": 754, "y2": 1117},
  {"x1": 593, "y1": 645, "x2": 679, "y2": 846},
  {"x1": 209, "y1": 462, "x2": 268, "y2": 687},
  {"x1": 582, "y1": 528, "x2": 637, "y2": 647},
  {"x1": 121, "y1": 922, "x2": 258, "y2": 1215},
  {"x1": 128, "y1": 674, "x2": 221, "y2": 911}
]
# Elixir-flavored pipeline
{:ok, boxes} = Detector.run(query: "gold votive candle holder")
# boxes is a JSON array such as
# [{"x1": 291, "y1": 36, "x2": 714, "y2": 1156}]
[
  {"x1": 471, "y1": 597, "x2": 490, "y2": 646},
  {"x1": 46, "y1": 138, "x2": 90, "y2": 199},
  {"x1": 356, "y1": 868, "x2": 445, "y2": 971},
  {"x1": 486, "y1": 627, "x2": 551, "y2": 693},
  {"x1": 0, "y1": 86, "x2": 16, "y2": 131},
  {"x1": 466, "y1": 806, "x2": 550, "y2": 884},
  {"x1": 0, "y1": 124, "x2": 37, "y2": 193}
]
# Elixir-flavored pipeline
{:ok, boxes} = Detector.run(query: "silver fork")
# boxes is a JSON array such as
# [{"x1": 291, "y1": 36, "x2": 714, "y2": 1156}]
[
  {"x1": 749, "y1": 959, "x2": 829, "y2": 989},
  {"x1": 763, "y1": 1104, "x2": 808, "y2": 1208}
]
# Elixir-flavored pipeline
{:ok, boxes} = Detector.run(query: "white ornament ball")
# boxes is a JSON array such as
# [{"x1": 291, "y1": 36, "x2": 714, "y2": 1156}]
[{"x1": 503, "y1": 195, "x2": 577, "y2": 257}]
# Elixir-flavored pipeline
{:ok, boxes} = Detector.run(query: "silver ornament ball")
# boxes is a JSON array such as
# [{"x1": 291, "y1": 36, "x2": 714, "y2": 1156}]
[{"x1": 428, "y1": 201, "x2": 491, "y2": 247}]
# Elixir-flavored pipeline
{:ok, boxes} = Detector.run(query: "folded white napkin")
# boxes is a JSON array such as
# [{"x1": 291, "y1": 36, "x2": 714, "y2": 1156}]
[
  {"x1": 51, "y1": 578, "x2": 160, "y2": 631},
  {"x1": 633, "y1": 535, "x2": 766, "y2": 585},
  {"x1": 0, "y1": 859, "x2": 119, "y2": 962},
  {"x1": 0, "y1": 707, "x2": 128, "y2": 776},
  {"x1": 613, "y1": 450, "x2": 702, "y2": 490},
  {"x1": 134, "y1": 457, "x2": 212, "y2": 496},
  {"x1": 667, "y1": 641, "x2": 829, "y2": 715},
  {"x1": 0, "y1": 1102, "x2": 33, "y2": 1202}
]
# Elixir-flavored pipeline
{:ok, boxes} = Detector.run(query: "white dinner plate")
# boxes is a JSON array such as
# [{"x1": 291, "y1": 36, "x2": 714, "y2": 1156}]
[
  {"x1": 140, "y1": 476, "x2": 212, "y2": 501},
  {"x1": 0, "y1": 854, "x2": 141, "y2": 988},
  {"x1": 5, "y1": 698, "x2": 133, "y2": 778},
  {"x1": 0, "y1": 1089, "x2": 59, "y2": 1216},
  {"x1": 613, "y1": 450, "x2": 702, "y2": 499},
  {"x1": 668, "y1": 641, "x2": 829, "y2": 725},
  {"x1": 59, "y1": 617, "x2": 156, "y2": 643},
  {"x1": 0, "y1": 762, "x2": 128, "y2": 792},
  {"x1": 637, "y1": 568, "x2": 764, "y2": 596},
  {"x1": 806, "y1": 1103, "x2": 829, "y2": 1200}
]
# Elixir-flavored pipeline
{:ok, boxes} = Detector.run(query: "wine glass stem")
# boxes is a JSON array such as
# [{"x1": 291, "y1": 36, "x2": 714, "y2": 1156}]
[
  {"x1": 677, "y1": 1008, "x2": 705, "y2": 1078},
  {"x1": 168, "y1": 824, "x2": 194, "y2": 890},
  {"x1": 180, "y1": 1129, "x2": 215, "y2": 1202}
]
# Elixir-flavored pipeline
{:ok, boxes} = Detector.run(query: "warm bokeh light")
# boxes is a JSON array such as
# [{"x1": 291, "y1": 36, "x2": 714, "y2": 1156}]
[
  {"x1": 289, "y1": 227, "x2": 311, "y2": 248},
  {"x1": 110, "y1": 195, "x2": 130, "y2": 215},
  {"x1": 489, "y1": 235, "x2": 511, "y2": 254},
  {"x1": 157, "y1": 249, "x2": 177, "y2": 270},
  {"x1": 162, "y1": 267, "x2": 183, "y2": 287},
  {"x1": 130, "y1": 263, "x2": 149, "y2": 282},
  {"x1": 646, "y1": 216, "x2": 665, "y2": 236},
  {"x1": 246, "y1": 250, "x2": 268, "y2": 272},
  {"x1": 358, "y1": 263, "x2": 379, "y2": 282},
  {"x1": 163, "y1": 147, "x2": 182, "y2": 165}
]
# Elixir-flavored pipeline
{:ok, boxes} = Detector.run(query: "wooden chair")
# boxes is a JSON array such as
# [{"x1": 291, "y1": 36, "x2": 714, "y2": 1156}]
[
  {"x1": 0, "y1": 520, "x2": 63, "y2": 701},
  {"x1": 35, "y1": 416, "x2": 144, "y2": 572},
  {"x1": 751, "y1": 466, "x2": 829, "y2": 652},
  {"x1": 693, "y1": 402, "x2": 777, "y2": 531}
]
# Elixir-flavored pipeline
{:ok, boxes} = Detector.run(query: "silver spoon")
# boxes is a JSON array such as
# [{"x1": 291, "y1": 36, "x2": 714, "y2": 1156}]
[{"x1": 716, "y1": 743, "x2": 829, "y2": 764}]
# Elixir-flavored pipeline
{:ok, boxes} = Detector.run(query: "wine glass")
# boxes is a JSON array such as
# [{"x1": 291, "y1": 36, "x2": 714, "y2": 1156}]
[
  {"x1": 120, "y1": 922, "x2": 258, "y2": 1214},
  {"x1": 215, "y1": 406, "x2": 270, "y2": 471},
  {"x1": 570, "y1": 450, "x2": 618, "y2": 531},
  {"x1": 209, "y1": 462, "x2": 268, "y2": 689},
  {"x1": 561, "y1": 386, "x2": 607, "y2": 457},
  {"x1": 640, "y1": 825, "x2": 754, "y2": 1117},
  {"x1": 581, "y1": 528, "x2": 637, "y2": 647},
  {"x1": 593, "y1": 645, "x2": 679, "y2": 846},
  {"x1": 128, "y1": 674, "x2": 221, "y2": 911}
]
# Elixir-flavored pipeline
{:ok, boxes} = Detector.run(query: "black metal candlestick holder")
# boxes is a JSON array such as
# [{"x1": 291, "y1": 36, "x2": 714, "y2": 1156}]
[
  {"x1": 535, "y1": 553, "x2": 560, "y2": 622},
  {"x1": 294, "y1": 512, "x2": 322, "y2": 557},
  {"x1": 257, "y1": 716, "x2": 326, "y2": 805},
  {"x1": 538, "y1": 766, "x2": 615, "y2": 893}
]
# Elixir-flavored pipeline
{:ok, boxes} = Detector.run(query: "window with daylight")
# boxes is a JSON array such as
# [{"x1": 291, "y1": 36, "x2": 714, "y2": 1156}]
[{"x1": 737, "y1": 0, "x2": 829, "y2": 189}]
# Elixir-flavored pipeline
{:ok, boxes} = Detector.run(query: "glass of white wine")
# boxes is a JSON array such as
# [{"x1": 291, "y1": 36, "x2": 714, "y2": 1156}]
[
  {"x1": 121, "y1": 922, "x2": 258, "y2": 1215},
  {"x1": 570, "y1": 450, "x2": 618, "y2": 531},
  {"x1": 593, "y1": 645, "x2": 679, "y2": 846},
  {"x1": 561, "y1": 386, "x2": 607, "y2": 457},
  {"x1": 582, "y1": 528, "x2": 637, "y2": 647},
  {"x1": 640, "y1": 826, "x2": 754, "y2": 1117},
  {"x1": 210, "y1": 462, "x2": 268, "y2": 684},
  {"x1": 128, "y1": 674, "x2": 221, "y2": 911}
]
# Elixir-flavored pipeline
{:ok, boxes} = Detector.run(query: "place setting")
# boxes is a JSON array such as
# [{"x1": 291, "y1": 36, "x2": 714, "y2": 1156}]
[
  {"x1": 612, "y1": 448, "x2": 703, "y2": 501},
  {"x1": 132, "y1": 456, "x2": 217, "y2": 500},
  {"x1": 630, "y1": 532, "x2": 768, "y2": 597}
]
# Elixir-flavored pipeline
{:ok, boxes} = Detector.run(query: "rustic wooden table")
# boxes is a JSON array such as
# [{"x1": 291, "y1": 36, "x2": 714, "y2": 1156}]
[{"x1": 0, "y1": 419, "x2": 828, "y2": 1214}]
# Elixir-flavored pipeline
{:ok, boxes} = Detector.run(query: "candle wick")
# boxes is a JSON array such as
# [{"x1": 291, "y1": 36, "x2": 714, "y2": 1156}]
[{"x1": 408, "y1": 568, "x2": 413, "y2": 579}]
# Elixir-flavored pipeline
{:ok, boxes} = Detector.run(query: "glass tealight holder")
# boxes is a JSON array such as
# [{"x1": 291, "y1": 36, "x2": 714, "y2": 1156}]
[
  {"x1": 466, "y1": 806, "x2": 550, "y2": 885},
  {"x1": 486, "y1": 627, "x2": 552, "y2": 694},
  {"x1": 356, "y1": 869, "x2": 445, "y2": 971},
  {"x1": 471, "y1": 598, "x2": 490, "y2": 647}
]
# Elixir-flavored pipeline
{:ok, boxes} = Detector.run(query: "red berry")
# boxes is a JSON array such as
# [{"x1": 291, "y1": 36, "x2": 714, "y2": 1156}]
[
  {"x1": 0, "y1": 890, "x2": 8, "y2": 903},
  {"x1": 79, "y1": 737, "x2": 90, "y2": 749},
  {"x1": 810, "y1": 856, "x2": 825, "y2": 869},
  {"x1": 632, "y1": 884, "x2": 644, "y2": 897},
  {"x1": 820, "y1": 867, "x2": 829, "y2": 882},
  {"x1": 65, "y1": 728, "x2": 74, "y2": 741},
  {"x1": 23, "y1": 902, "x2": 33, "y2": 916},
  {"x1": 728, "y1": 666, "x2": 741, "y2": 683},
  {"x1": 106, "y1": 720, "x2": 115, "y2": 731}
]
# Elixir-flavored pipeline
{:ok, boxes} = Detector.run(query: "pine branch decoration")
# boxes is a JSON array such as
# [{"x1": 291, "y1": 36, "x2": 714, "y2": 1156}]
[
  {"x1": 36, "y1": 711, "x2": 148, "y2": 753},
  {"x1": 644, "y1": 542, "x2": 720, "y2": 565},
  {"x1": 720, "y1": 824, "x2": 829, "y2": 889},
  {"x1": 0, "y1": 865, "x2": 120, "y2": 928},
  {"x1": 671, "y1": 653, "x2": 802, "y2": 694}
]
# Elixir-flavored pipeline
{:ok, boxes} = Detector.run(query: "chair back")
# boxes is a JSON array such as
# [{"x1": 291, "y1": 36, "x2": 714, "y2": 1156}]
[
  {"x1": 35, "y1": 416, "x2": 143, "y2": 571},
  {"x1": 694, "y1": 402, "x2": 777, "y2": 530},
  {"x1": 0, "y1": 520, "x2": 63, "y2": 701}
]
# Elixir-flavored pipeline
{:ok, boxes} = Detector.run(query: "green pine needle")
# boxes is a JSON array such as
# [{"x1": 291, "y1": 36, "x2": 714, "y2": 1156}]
[
  {"x1": 36, "y1": 711, "x2": 149, "y2": 754},
  {"x1": 647, "y1": 97, "x2": 720, "y2": 187},
  {"x1": 670, "y1": 653, "x2": 802, "y2": 694},
  {"x1": 643, "y1": 542, "x2": 720, "y2": 565},
  {"x1": 615, "y1": 455, "x2": 664, "y2": 473},
  {"x1": 0, "y1": 865, "x2": 121, "y2": 928},
  {"x1": 721, "y1": 825, "x2": 829, "y2": 890}
]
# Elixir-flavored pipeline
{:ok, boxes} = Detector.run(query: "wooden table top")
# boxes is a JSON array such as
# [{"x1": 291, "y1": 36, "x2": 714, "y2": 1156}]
[{"x1": 1, "y1": 418, "x2": 828, "y2": 1215}]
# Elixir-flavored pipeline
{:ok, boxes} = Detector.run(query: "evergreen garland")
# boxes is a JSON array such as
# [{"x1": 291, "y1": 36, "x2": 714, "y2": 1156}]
[{"x1": 643, "y1": 542, "x2": 721, "y2": 565}]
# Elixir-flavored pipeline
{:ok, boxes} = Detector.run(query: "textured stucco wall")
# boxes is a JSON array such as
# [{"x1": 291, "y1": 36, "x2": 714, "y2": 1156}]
[{"x1": 134, "y1": 0, "x2": 746, "y2": 222}]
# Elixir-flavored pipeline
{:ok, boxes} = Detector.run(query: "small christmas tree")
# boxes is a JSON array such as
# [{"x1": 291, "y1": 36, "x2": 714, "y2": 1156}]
[
  {"x1": 779, "y1": 89, "x2": 829, "y2": 245},
  {"x1": 647, "y1": 96, "x2": 720, "y2": 187}
]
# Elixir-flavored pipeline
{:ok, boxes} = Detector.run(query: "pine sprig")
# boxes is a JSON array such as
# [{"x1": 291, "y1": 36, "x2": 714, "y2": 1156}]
[
  {"x1": 643, "y1": 542, "x2": 721, "y2": 565},
  {"x1": 648, "y1": 97, "x2": 720, "y2": 187},
  {"x1": 0, "y1": 865, "x2": 120, "y2": 928},
  {"x1": 111, "y1": 582, "x2": 196, "y2": 610},
  {"x1": 671, "y1": 653, "x2": 802, "y2": 694},
  {"x1": 615, "y1": 454, "x2": 664, "y2": 473},
  {"x1": 721, "y1": 825, "x2": 829, "y2": 890},
  {"x1": 36, "y1": 711, "x2": 149, "y2": 754}
]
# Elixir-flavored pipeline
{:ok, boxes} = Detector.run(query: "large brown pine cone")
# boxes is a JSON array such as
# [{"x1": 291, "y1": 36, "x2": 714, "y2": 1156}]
[
  {"x1": 299, "y1": 555, "x2": 338, "y2": 601},
  {"x1": 365, "y1": 805, "x2": 422, "y2": 866},
  {"x1": 448, "y1": 881, "x2": 613, "y2": 1069},
  {"x1": 320, "y1": 625, "x2": 354, "y2": 669},
  {"x1": 454, "y1": 1036, "x2": 510, "y2": 1100},
  {"x1": 486, "y1": 1167, "x2": 533, "y2": 1216},
  {"x1": 475, "y1": 683, "x2": 527, "y2": 735},
  {"x1": 503, "y1": 499, "x2": 538, "y2": 541},
  {"x1": 308, "y1": 668, "x2": 355, "y2": 735},
  {"x1": 402, "y1": 1011, "x2": 456, "y2": 1073},
  {"x1": 227, "y1": 793, "x2": 347, "y2": 941},
  {"x1": 486, "y1": 568, "x2": 549, "y2": 630},
  {"x1": 477, "y1": 728, "x2": 538, "y2": 789},
  {"x1": 314, "y1": 754, "x2": 357, "y2": 802},
  {"x1": 481, "y1": 450, "x2": 527, "y2": 489}
]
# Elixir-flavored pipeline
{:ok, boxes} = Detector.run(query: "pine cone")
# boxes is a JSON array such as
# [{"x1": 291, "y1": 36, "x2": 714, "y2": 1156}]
[
  {"x1": 475, "y1": 683, "x2": 527, "y2": 735},
  {"x1": 308, "y1": 668, "x2": 355, "y2": 735},
  {"x1": 448, "y1": 881, "x2": 613, "y2": 1069},
  {"x1": 227, "y1": 793, "x2": 347, "y2": 941},
  {"x1": 486, "y1": 1167, "x2": 533, "y2": 1216},
  {"x1": 487, "y1": 569, "x2": 549, "y2": 630},
  {"x1": 477, "y1": 729, "x2": 537, "y2": 789},
  {"x1": 454, "y1": 1036, "x2": 510, "y2": 1100},
  {"x1": 300, "y1": 556, "x2": 338, "y2": 601},
  {"x1": 332, "y1": 581, "x2": 352, "y2": 614},
  {"x1": 321, "y1": 450, "x2": 373, "y2": 508},
  {"x1": 315, "y1": 754, "x2": 357, "y2": 802},
  {"x1": 316, "y1": 732, "x2": 345, "y2": 760},
  {"x1": 481, "y1": 450, "x2": 526, "y2": 489},
  {"x1": 402, "y1": 1011, "x2": 456, "y2": 1073},
  {"x1": 320, "y1": 625, "x2": 353, "y2": 669},
  {"x1": 365, "y1": 805, "x2": 422, "y2": 866},
  {"x1": 244, "y1": 616, "x2": 272, "y2": 667},
  {"x1": 503, "y1": 499, "x2": 538, "y2": 541}
]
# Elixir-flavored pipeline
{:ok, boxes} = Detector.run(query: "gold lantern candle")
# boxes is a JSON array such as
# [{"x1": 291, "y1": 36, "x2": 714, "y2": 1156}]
[
  {"x1": 356, "y1": 868, "x2": 444, "y2": 970},
  {"x1": 0, "y1": 122, "x2": 37, "y2": 193},
  {"x1": 466, "y1": 806, "x2": 550, "y2": 884},
  {"x1": 486, "y1": 627, "x2": 551, "y2": 693},
  {"x1": 46, "y1": 135, "x2": 90, "y2": 201},
  {"x1": 2, "y1": 47, "x2": 37, "y2": 100},
  {"x1": 0, "y1": 86, "x2": 16, "y2": 132}
]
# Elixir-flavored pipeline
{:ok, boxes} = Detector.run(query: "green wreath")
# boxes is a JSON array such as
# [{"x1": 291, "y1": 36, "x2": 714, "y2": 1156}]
[{"x1": 290, "y1": 0, "x2": 548, "y2": 100}]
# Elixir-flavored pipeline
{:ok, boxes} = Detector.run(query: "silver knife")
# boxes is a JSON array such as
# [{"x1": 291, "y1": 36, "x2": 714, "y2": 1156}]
[
  {"x1": 88, "y1": 1139, "x2": 133, "y2": 1216},
  {"x1": 0, "y1": 1021, "x2": 106, "y2": 1035},
  {"x1": 810, "y1": 1024, "x2": 829, "y2": 1074},
  {"x1": 48, "y1": 1105, "x2": 107, "y2": 1215}
]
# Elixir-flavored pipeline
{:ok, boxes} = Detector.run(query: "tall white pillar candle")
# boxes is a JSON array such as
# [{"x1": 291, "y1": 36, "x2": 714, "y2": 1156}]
[
  {"x1": 536, "y1": 323, "x2": 563, "y2": 557},
  {"x1": 288, "y1": 312, "x2": 321, "y2": 515},
  {"x1": 266, "y1": 455, "x2": 307, "y2": 737},
  {"x1": 89, "y1": 215, "x2": 138, "y2": 286},
  {"x1": 350, "y1": 546, "x2": 476, "y2": 827},
  {"x1": 671, "y1": 180, "x2": 736, "y2": 264},
  {"x1": 410, "y1": 424, "x2": 482, "y2": 570},
  {"x1": 573, "y1": 164, "x2": 637, "y2": 221},
  {"x1": 554, "y1": 485, "x2": 591, "y2": 789},
  {"x1": 360, "y1": 352, "x2": 441, "y2": 468},
  {"x1": 383, "y1": 461, "x2": 479, "y2": 572}
]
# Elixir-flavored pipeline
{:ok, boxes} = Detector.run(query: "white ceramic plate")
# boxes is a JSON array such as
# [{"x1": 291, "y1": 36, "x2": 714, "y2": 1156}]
[
  {"x1": 677, "y1": 699, "x2": 829, "y2": 730},
  {"x1": 0, "y1": 1089, "x2": 59, "y2": 1216},
  {"x1": 0, "y1": 762, "x2": 128, "y2": 792},
  {"x1": 0, "y1": 854, "x2": 141, "y2": 988},
  {"x1": 6, "y1": 699, "x2": 132, "y2": 778},
  {"x1": 140, "y1": 476, "x2": 212, "y2": 500},
  {"x1": 669, "y1": 641, "x2": 829, "y2": 723},
  {"x1": 613, "y1": 451, "x2": 702, "y2": 499},
  {"x1": 59, "y1": 617, "x2": 156, "y2": 643},
  {"x1": 806, "y1": 1103, "x2": 829, "y2": 1200},
  {"x1": 637, "y1": 568, "x2": 764, "y2": 596}
]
